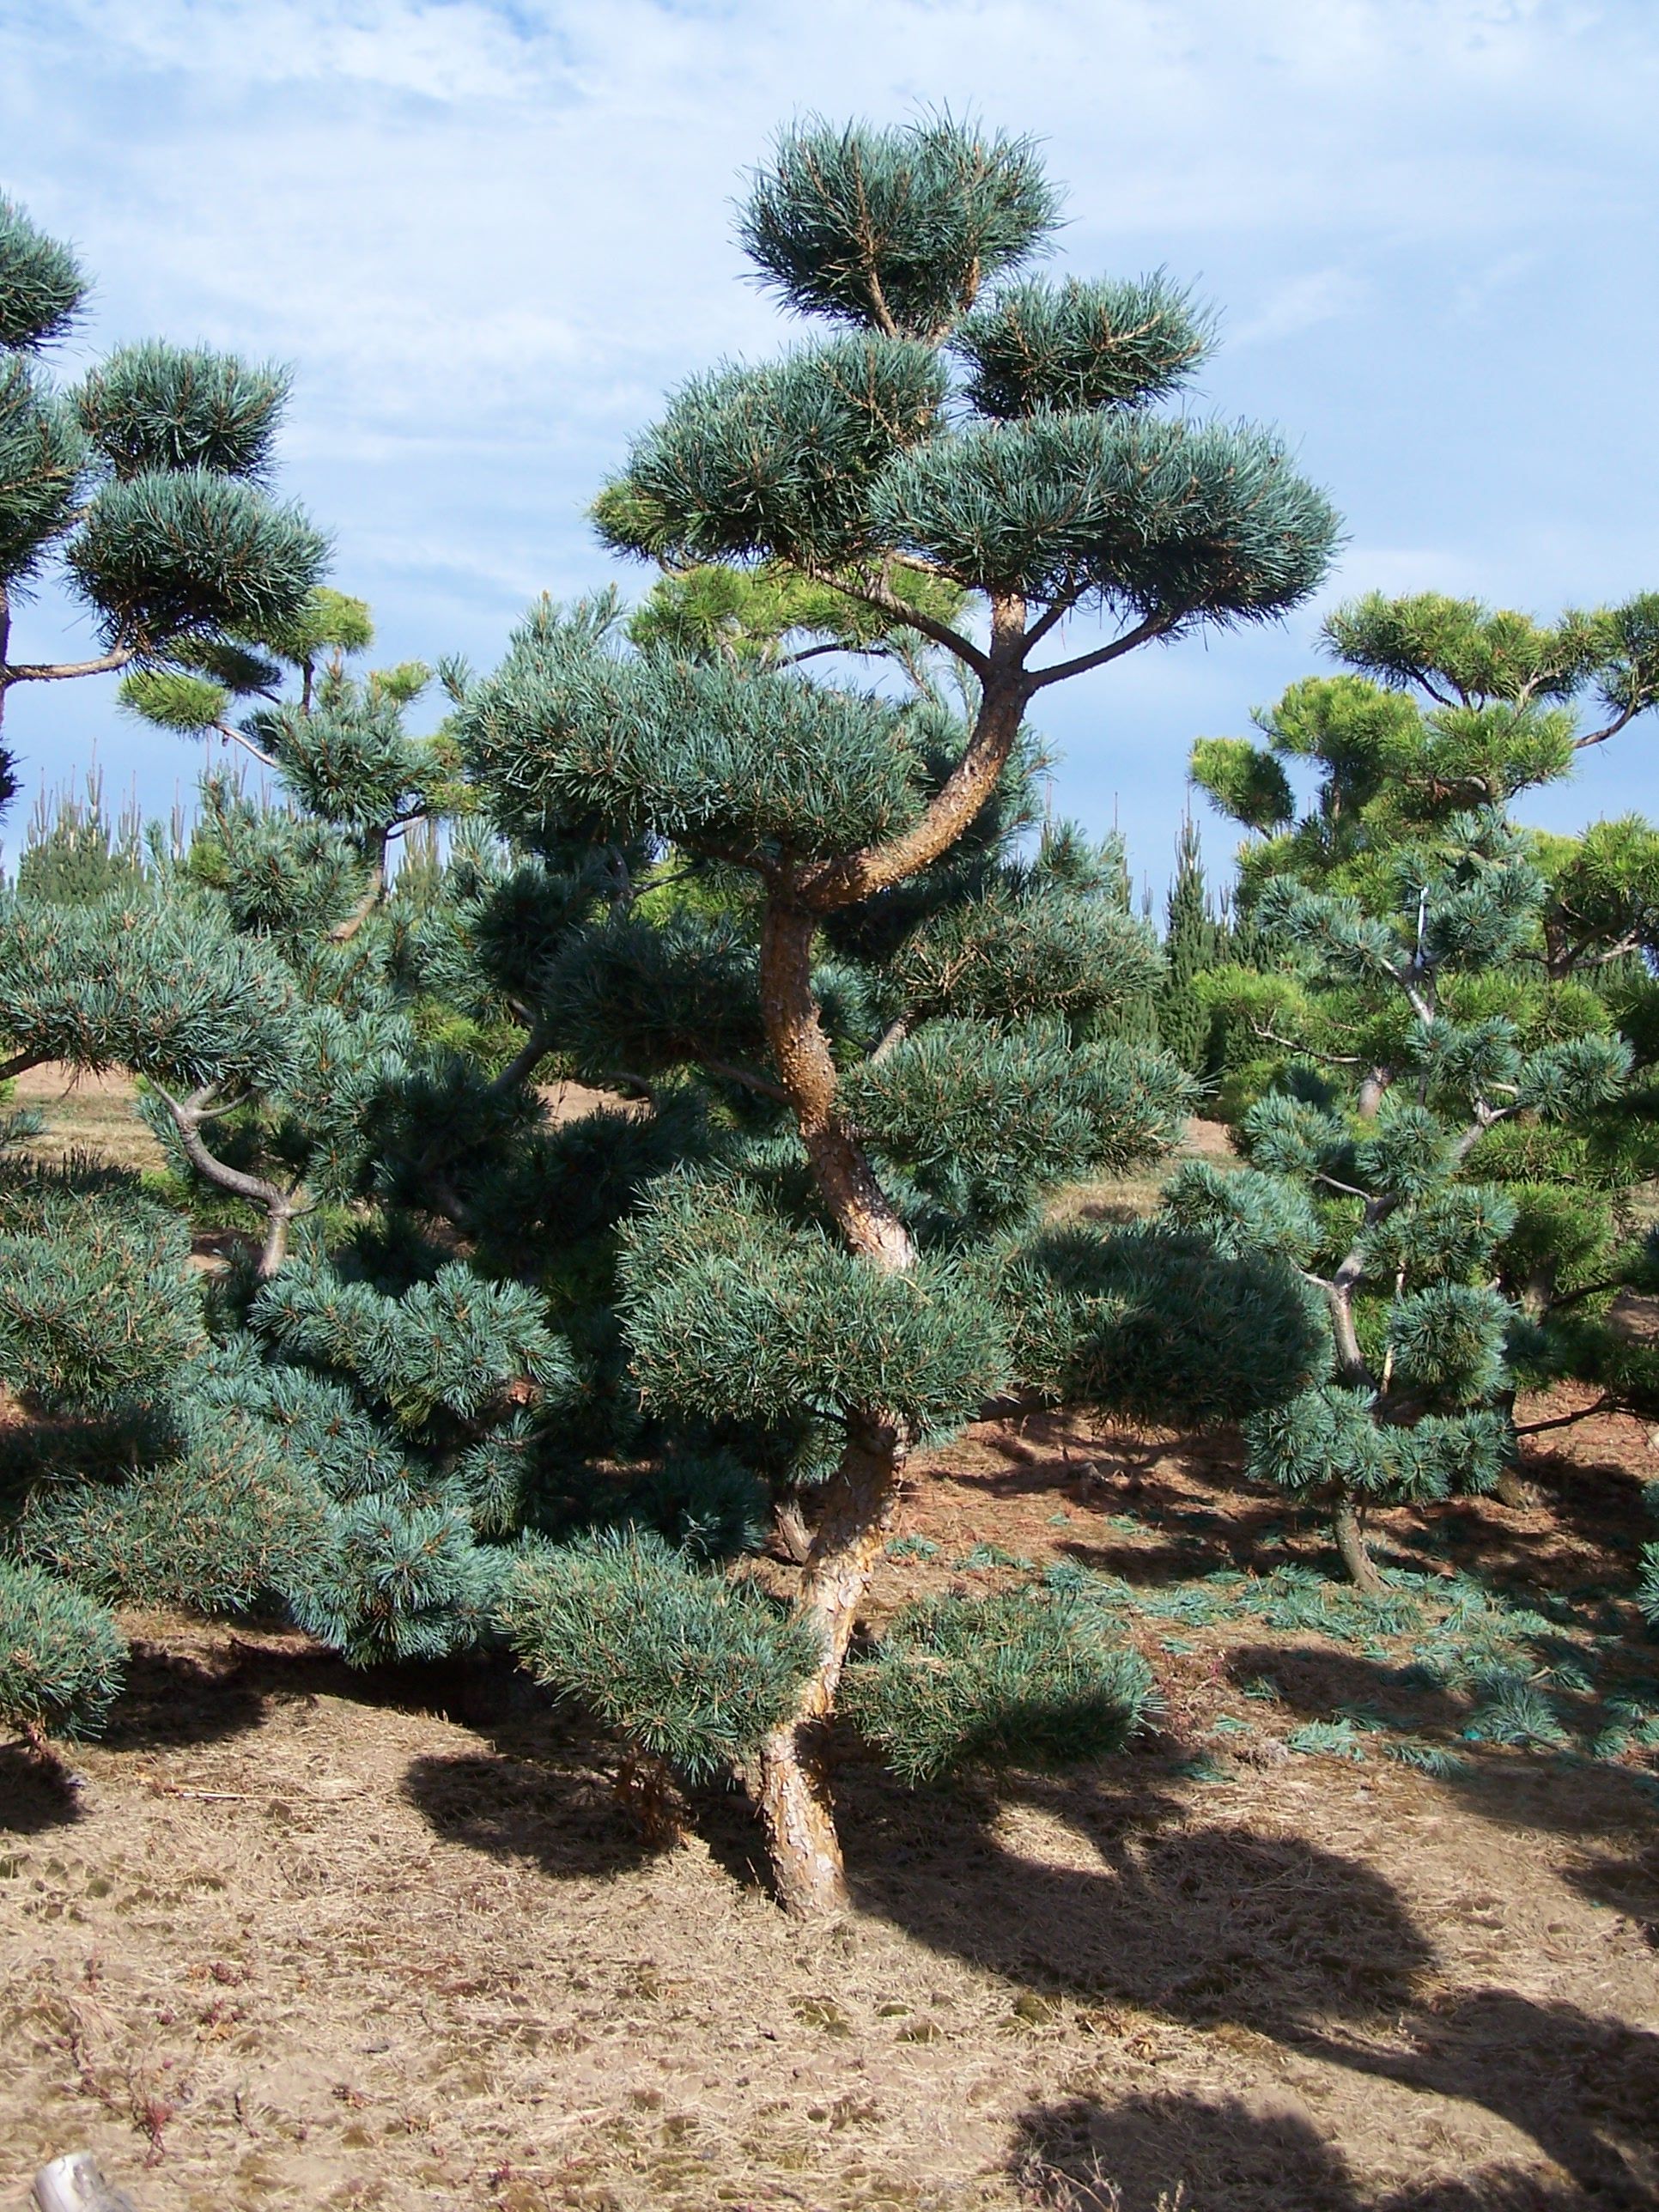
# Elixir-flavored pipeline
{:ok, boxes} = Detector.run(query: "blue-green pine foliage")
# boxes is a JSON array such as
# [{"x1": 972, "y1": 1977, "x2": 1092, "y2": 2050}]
[
  {"x1": 1188, "y1": 594, "x2": 1659, "y2": 1587},
  {"x1": 463, "y1": 111, "x2": 1335, "y2": 1838},
  {"x1": 0, "y1": 122, "x2": 1335, "y2": 1845}
]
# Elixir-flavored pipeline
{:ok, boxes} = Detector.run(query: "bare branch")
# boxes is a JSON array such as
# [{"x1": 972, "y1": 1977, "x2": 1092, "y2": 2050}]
[
  {"x1": 1025, "y1": 611, "x2": 1178, "y2": 690},
  {"x1": 2, "y1": 645, "x2": 136, "y2": 685}
]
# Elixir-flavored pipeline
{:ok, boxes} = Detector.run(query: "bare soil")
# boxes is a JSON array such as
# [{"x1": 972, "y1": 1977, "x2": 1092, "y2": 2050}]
[
  {"x1": 4, "y1": 1399, "x2": 1657, "y2": 2212},
  {"x1": 3, "y1": 1096, "x2": 1657, "y2": 2209}
]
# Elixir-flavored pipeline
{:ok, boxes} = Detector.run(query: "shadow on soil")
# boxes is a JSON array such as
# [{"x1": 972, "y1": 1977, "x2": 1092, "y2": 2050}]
[
  {"x1": 0, "y1": 1742, "x2": 88, "y2": 1833},
  {"x1": 832, "y1": 1757, "x2": 1659, "y2": 2208},
  {"x1": 1013, "y1": 2087, "x2": 1597, "y2": 2212}
]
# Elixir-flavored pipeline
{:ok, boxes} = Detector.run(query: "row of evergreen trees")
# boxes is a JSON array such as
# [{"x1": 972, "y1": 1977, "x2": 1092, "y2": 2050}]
[{"x1": 2, "y1": 121, "x2": 1655, "y2": 1912}]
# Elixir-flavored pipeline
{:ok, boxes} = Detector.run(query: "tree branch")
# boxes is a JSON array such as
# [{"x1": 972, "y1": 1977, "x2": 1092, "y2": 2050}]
[
  {"x1": 483, "y1": 1021, "x2": 551, "y2": 1102},
  {"x1": 1025, "y1": 611, "x2": 1178, "y2": 690},
  {"x1": 215, "y1": 720, "x2": 276, "y2": 769},
  {"x1": 1515, "y1": 1395, "x2": 1615, "y2": 1437},
  {"x1": 154, "y1": 1082, "x2": 307, "y2": 1278},
  {"x1": 2, "y1": 645, "x2": 136, "y2": 684},
  {"x1": 692, "y1": 1050, "x2": 791, "y2": 1103},
  {"x1": 800, "y1": 563, "x2": 990, "y2": 679},
  {"x1": 796, "y1": 600, "x2": 1030, "y2": 911},
  {"x1": 1573, "y1": 702, "x2": 1643, "y2": 751}
]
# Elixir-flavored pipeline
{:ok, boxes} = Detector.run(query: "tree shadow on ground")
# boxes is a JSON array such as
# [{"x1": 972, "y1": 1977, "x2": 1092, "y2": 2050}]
[
  {"x1": 1221, "y1": 1642, "x2": 1468, "y2": 1730},
  {"x1": 842, "y1": 1757, "x2": 1429, "y2": 2021},
  {"x1": 0, "y1": 1741, "x2": 86, "y2": 1833},
  {"x1": 1014, "y1": 2087, "x2": 1596, "y2": 2212},
  {"x1": 1558, "y1": 1837, "x2": 1659, "y2": 1945},
  {"x1": 1217, "y1": 1640, "x2": 1659, "y2": 1842},
  {"x1": 401, "y1": 1703, "x2": 775, "y2": 1893},
  {"x1": 401, "y1": 1748, "x2": 664, "y2": 1881},
  {"x1": 837, "y1": 1756, "x2": 1659, "y2": 2206},
  {"x1": 1299, "y1": 1990, "x2": 1659, "y2": 2209}
]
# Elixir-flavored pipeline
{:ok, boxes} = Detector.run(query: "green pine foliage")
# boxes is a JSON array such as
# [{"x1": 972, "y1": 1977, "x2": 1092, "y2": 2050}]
[
  {"x1": 1169, "y1": 799, "x2": 1647, "y2": 1582},
  {"x1": 0, "y1": 1557, "x2": 126, "y2": 1741},
  {"x1": 14, "y1": 772, "x2": 146, "y2": 904},
  {"x1": 1157, "y1": 814, "x2": 1223, "y2": 1073},
  {"x1": 0, "y1": 115, "x2": 1339, "y2": 1902},
  {"x1": 841, "y1": 1586, "x2": 1155, "y2": 1782},
  {"x1": 0, "y1": 198, "x2": 326, "y2": 824},
  {"x1": 500, "y1": 1528, "x2": 823, "y2": 1783},
  {"x1": 1190, "y1": 593, "x2": 1659, "y2": 1576}
]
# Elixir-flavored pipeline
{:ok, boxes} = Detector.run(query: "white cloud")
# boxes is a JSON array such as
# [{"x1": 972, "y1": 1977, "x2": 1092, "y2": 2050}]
[
  {"x1": 2, "y1": 0, "x2": 1655, "y2": 854},
  {"x1": 1231, "y1": 269, "x2": 1373, "y2": 349}
]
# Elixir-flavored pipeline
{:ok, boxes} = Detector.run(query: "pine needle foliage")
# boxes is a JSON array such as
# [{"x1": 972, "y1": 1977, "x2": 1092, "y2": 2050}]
[
  {"x1": 0, "y1": 1558, "x2": 126, "y2": 1740},
  {"x1": 464, "y1": 112, "x2": 1336, "y2": 1906},
  {"x1": 842, "y1": 1587, "x2": 1155, "y2": 1782},
  {"x1": 501, "y1": 1528, "x2": 823, "y2": 1783},
  {"x1": 738, "y1": 115, "x2": 1060, "y2": 341},
  {"x1": 1192, "y1": 592, "x2": 1659, "y2": 1583},
  {"x1": 0, "y1": 193, "x2": 325, "y2": 814},
  {"x1": 1, "y1": 118, "x2": 1336, "y2": 1899}
]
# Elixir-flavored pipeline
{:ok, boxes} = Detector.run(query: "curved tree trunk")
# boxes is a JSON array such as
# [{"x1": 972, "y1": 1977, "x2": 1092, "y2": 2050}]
[
  {"x1": 757, "y1": 1413, "x2": 909, "y2": 1915},
  {"x1": 746, "y1": 651, "x2": 1034, "y2": 1911},
  {"x1": 754, "y1": 891, "x2": 920, "y2": 1911},
  {"x1": 1331, "y1": 1488, "x2": 1384, "y2": 1595}
]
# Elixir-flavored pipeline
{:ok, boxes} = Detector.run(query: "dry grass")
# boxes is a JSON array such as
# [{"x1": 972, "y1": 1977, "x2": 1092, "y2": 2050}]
[
  {"x1": 8, "y1": 1063, "x2": 168, "y2": 1176},
  {"x1": 4, "y1": 1388, "x2": 1658, "y2": 2211}
]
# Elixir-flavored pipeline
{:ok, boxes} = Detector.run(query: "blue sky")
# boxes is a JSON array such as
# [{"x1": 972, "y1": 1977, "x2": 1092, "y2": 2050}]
[{"x1": 2, "y1": 0, "x2": 1655, "y2": 890}]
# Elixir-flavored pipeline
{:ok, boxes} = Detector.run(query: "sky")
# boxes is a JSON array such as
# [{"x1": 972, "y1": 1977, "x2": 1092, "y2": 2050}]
[{"x1": 1, "y1": 0, "x2": 1655, "y2": 890}]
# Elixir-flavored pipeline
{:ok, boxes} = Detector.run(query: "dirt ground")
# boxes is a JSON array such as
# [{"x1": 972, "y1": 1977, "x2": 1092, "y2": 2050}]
[{"x1": 3, "y1": 1086, "x2": 1658, "y2": 2209}]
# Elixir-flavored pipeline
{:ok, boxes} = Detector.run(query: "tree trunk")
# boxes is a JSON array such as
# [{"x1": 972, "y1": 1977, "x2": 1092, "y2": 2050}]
[
  {"x1": 756, "y1": 1413, "x2": 908, "y2": 1915},
  {"x1": 1356, "y1": 1068, "x2": 1391, "y2": 1119},
  {"x1": 758, "y1": 901, "x2": 914, "y2": 1270},
  {"x1": 1331, "y1": 1489, "x2": 1384, "y2": 1595},
  {"x1": 747, "y1": 651, "x2": 1029, "y2": 1906}
]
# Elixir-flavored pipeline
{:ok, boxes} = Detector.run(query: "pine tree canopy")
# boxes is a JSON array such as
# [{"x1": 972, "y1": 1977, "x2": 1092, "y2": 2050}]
[
  {"x1": 1188, "y1": 585, "x2": 1659, "y2": 1578},
  {"x1": 737, "y1": 116, "x2": 1061, "y2": 339},
  {"x1": 0, "y1": 194, "x2": 328, "y2": 817}
]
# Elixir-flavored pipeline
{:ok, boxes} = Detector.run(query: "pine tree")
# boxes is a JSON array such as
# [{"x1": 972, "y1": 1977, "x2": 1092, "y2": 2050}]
[
  {"x1": 465, "y1": 113, "x2": 1340, "y2": 1911},
  {"x1": 13, "y1": 769, "x2": 144, "y2": 905},
  {"x1": 0, "y1": 121, "x2": 1337, "y2": 1911},
  {"x1": 1182, "y1": 593, "x2": 1659, "y2": 1580},
  {"x1": 0, "y1": 195, "x2": 328, "y2": 807}
]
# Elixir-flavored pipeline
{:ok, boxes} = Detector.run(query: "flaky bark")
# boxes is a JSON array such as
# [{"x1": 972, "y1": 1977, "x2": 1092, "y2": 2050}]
[
  {"x1": 759, "y1": 900, "x2": 914, "y2": 1270},
  {"x1": 757, "y1": 1413, "x2": 909, "y2": 1915}
]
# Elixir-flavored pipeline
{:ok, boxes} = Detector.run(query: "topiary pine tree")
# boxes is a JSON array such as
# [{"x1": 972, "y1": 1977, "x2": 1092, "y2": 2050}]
[
  {"x1": 461, "y1": 112, "x2": 1340, "y2": 1911},
  {"x1": 1192, "y1": 590, "x2": 1659, "y2": 902},
  {"x1": 1192, "y1": 589, "x2": 1659, "y2": 1463},
  {"x1": 0, "y1": 599, "x2": 591, "y2": 1683},
  {"x1": 0, "y1": 193, "x2": 329, "y2": 806},
  {"x1": 1164, "y1": 807, "x2": 1637, "y2": 1587}
]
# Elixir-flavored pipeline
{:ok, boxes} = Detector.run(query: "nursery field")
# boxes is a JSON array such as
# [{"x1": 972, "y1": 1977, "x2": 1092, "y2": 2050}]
[{"x1": 3, "y1": 1083, "x2": 1657, "y2": 2212}]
